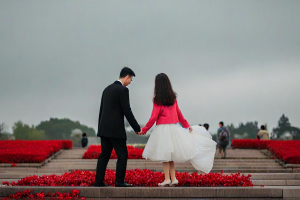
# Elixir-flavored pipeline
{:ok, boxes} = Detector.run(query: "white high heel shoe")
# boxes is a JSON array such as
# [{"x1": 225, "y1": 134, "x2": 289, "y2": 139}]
[
  {"x1": 158, "y1": 180, "x2": 171, "y2": 187},
  {"x1": 170, "y1": 179, "x2": 178, "y2": 187}
]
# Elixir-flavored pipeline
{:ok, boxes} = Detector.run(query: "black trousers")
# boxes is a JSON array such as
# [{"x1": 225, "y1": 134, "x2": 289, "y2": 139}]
[{"x1": 94, "y1": 137, "x2": 128, "y2": 186}]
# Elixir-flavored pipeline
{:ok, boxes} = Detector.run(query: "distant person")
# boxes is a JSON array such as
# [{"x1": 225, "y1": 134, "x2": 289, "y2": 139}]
[
  {"x1": 81, "y1": 133, "x2": 88, "y2": 148},
  {"x1": 257, "y1": 125, "x2": 269, "y2": 140},
  {"x1": 203, "y1": 123, "x2": 209, "y2": 131},
  {"x1": 199, "y1": 123, "x2": 210, "y2": 133},
  {"x1": 217, "y1": 121, "x2": 230, "y2": 159}
]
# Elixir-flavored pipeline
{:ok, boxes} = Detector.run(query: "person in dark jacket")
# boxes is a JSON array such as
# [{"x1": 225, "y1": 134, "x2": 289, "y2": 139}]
[
  {"x1": 217, "y1": 121, "x2": 230, "y2": 159},
  {"x1": 94, "y1": 67, "x2": 141, "y2": 187},
  {"x1": 81, "y1": 132, "x2": 88, "y2": 148}
]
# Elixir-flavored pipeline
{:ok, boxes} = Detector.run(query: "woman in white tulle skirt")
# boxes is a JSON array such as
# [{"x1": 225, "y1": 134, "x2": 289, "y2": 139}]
[{"x1": 138, "y1": 73, "x2": 216, "y2": 187}]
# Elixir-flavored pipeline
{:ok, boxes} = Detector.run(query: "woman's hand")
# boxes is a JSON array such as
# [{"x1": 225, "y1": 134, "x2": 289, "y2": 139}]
[
  {"x1": 188, "y1": 126, "x2": 193, "y2": 133},
  {"x1": 137, "y1": 130, "x2": 144, "y2": 135}
]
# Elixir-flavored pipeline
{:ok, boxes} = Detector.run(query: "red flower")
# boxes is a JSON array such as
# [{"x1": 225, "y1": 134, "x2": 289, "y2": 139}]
[
  {"x1": 2, "y1": 190, "x2": 86, "y2": 200},
  {"x1": 2, "y1": 181, "x2": 10, "y2": 186},
  {"x1": 83, "y1": 145, "x2": 144, "y2": 159},
  {"x1": 0, "y1": 140, "x2": 72, "y2": 164},
  {"x1": 7, "y1": 169, "x2": 253, "y2": 187},
  {"x1": 232, "y1": 139, "x2": 300, "y2": 164}
]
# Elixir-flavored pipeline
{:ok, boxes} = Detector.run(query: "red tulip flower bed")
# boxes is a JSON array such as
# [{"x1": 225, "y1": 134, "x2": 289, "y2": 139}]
[
  {"x1": 2, "y1": 169, "x2": 253, "y2": 187},
  {"x1": 268, "y1": 141, "x2": 300, "y2": 164},
  {"x1": 0, "y1": 140, "x2": 72, "y2": 163},
  {"x1": 232, "y1": 139, "x2": 300, "y2": 164},
  {"x1": 83, "y1": 145, "x2": 144, "y2": 159},
  {"x1": 59, "y1": 140, "x2": 73, "y2": 149},
  {"x1": 231, "y1": 139, "x2": 271, "y2": 149},
  {"x1": 2, "y1": 189, "x2": 85, "y2": 200}
]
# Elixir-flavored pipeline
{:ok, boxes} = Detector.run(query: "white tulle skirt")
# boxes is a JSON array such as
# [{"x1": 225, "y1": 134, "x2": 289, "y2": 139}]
[{"x1": 142, "y1": 124, "x2": 217, "y2": 173}]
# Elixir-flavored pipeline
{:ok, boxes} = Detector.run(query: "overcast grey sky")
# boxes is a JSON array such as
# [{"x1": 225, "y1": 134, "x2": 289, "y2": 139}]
[{"x1": 1, "y1": 0, "x2": 300, "y2": 134}]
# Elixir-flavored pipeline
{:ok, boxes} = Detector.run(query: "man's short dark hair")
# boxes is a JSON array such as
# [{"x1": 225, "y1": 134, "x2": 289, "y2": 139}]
[
  {"x1": 120, "y1": 67, "x2": 135, "y2": 78},
  {"x1": 219, "y1": 121, "x2": 224, "y2": 126},
  {"x1": 203, "y1": 123, "x2": 209, "y2": 131},
  {"x1": 261, "y1": 125, "x2": 266, "y2": 130}
]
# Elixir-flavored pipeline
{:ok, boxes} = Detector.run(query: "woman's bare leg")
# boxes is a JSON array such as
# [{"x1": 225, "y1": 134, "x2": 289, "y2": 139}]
[
  {"x1": 162, "y1": 162, "x2": 170, "y2": 181},
  {"x1": 169, "y1": 161, "x2": 176, "y2": 181}
]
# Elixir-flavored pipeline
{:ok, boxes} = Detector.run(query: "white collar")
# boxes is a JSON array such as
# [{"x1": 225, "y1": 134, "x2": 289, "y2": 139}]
[{"x1": 118, "y1": 80, "x2": 123, "y2": 85}]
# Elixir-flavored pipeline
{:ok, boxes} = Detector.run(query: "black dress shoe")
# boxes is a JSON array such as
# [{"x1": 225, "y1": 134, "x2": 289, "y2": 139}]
[
  {"x1": 94, "y1": 182, "x2": 110, "y2": 187},
  {"x1": 115, "y1": 181, "x2": 134, "y2": 187}
]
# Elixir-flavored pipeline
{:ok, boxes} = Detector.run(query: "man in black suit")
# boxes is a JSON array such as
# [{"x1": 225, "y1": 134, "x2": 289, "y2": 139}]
[{"x1": 94, "y1": 67, "x2": 141, "y2": 187}]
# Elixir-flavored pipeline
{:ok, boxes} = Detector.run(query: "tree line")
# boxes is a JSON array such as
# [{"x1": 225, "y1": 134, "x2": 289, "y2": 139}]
[
  {"x1": 224, "y1": 114, "x2": 300, "y2": 140},
  {"x1": 1, "y1": 114, "x2": 299, "y2": 141},
  {"x1": 0, "y1": 118, "x2": 95, "y2": 140}
]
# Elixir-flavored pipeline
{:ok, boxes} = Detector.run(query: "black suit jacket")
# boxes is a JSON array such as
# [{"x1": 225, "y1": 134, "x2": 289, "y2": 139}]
[{"x1": 97, "y1": 81, "x2": 141, "y2": 140}]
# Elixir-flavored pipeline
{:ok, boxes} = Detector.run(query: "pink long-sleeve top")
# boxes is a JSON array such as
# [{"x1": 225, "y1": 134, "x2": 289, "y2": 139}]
[{"x1": 141, "y1": 100, "x2": 190, "y2": 134}]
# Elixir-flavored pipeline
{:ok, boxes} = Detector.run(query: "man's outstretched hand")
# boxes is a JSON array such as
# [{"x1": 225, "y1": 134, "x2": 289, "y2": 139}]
[{"x1": 137, "y1": 130, "x2": 144, "y2": 135}]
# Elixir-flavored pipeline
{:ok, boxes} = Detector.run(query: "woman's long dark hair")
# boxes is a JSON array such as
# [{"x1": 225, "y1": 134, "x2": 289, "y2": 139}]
[{"x1": 153, "y1": 73, "x2": 177, "y2": 106}]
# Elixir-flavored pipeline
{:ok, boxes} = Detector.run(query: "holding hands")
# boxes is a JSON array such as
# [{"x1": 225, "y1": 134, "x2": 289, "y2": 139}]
[{"x1": 137, "y1": 130, "x2": 144, "y2": 135}]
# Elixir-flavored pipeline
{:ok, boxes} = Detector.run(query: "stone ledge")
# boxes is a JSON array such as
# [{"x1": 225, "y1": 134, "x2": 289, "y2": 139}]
[
  {"x1": 283, "y1": 188, "x2": 300, "y2": 198},
  {"x1": 0, "y1": 173, "x2": 63, "y2": 179},
  {"x1": 252, "y1": 180, "x2": 286, "y2": 186},
  {"x1": 0, "y1": 163, "x2": 42, "y2": 167},
  {"x1": 0, "y1": 186, "x2": 284, "y2": 198}
]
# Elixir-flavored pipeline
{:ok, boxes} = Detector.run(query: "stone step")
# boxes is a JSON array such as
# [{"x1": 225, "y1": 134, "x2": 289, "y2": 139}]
[
  {"x1": 252, "y1": 180, "x2": 300, "y2": 186},
  {"x1": 2, "y1": 173, "x2": 299, "y2": 182},
  {"x1": 45, "y1": 164, "x2": 280, "y2": 168},
  {"x1": 2, "y1": 179, "x2": 299, "y2": 187},
  {"x1": 0, "y1": 163, "x2": 42, "y2": 167},
  {"x1": 0, "y1": 179, "x2": 20, "y2": 183},
  {"x1": 49, "y1": 160, "x2": 280, "y2": 165},
  {"x1": 51, "y1": 159, "x2": 276, "y2": 164},
  {"x1": 47, "y1": 160, "x2": 280, "y2": 164},
  {"x1": 250, "y1": 173, "x2": 300, "y2": 180},
  {"x1": 56, "y1": 156, "x2": 84, "y2": 159},
  {"x1": 59, "y1": 168, "x2": 291, "y2": 173},
  {"x1": 45, "y1": 161, "x2": 280, "y2": 166},
  {"x1": 43, "y1": 163, "x2": 283, "y2": 168},
  {"x1": 0, "y1": 186, "x2": 299, "y2": 198},
  {"x1": 52, "y1": 158, "x2": 277, "y2": 162},
  {"x1": 57, "y1": 157, "x2": 270, "y2": 160},
  {"x1": 41, "y1": 166, "x2": 285, "y2": 171},
  {"x1": 0, "y1": 173, "x2": 63, "y2": 179},
  {"x1": 0, "y1": 169, "x2": 67, "y2": 173},
  {"x1": 83, "y1": 198, "x2": 299, "y2": 200}
]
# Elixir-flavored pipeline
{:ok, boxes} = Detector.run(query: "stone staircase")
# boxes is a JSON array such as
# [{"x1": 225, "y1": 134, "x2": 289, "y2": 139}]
[{"x1": 1, "y1": 148, "x2": 300, "y2": 199}]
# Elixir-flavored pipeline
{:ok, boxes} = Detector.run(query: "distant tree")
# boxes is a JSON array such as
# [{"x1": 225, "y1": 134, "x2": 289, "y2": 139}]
[
  {"x1": 36, "y1": 118, "x2": 96, "y2": 139},
  {"x1": 273, "y1": 114, "x2": 300, "y2": 139},
  {"x1": 0, "y1": 123, "x2": 9, "y2": 139},
  {"x1": 13, "y1": 121, "x2": 46, "y2": 140},
  {"x1": 273, "y1": 114, "x2": 291, "y2": 138},
  {"x1": 227, "y1": 121, "x2": 259, "y2": 139},
  {"x1": 0, "y1": 123, "x2": 6, "y2": 136},
  {"x1": 124, "y1": 119, "x2": 148, "y2": 144},
  {"x1": 126, "y1": 130, "x2": 150, "y2": 144},
  {"x1": 227, "y1": 123, "x2": 236, "y2": 138}
]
